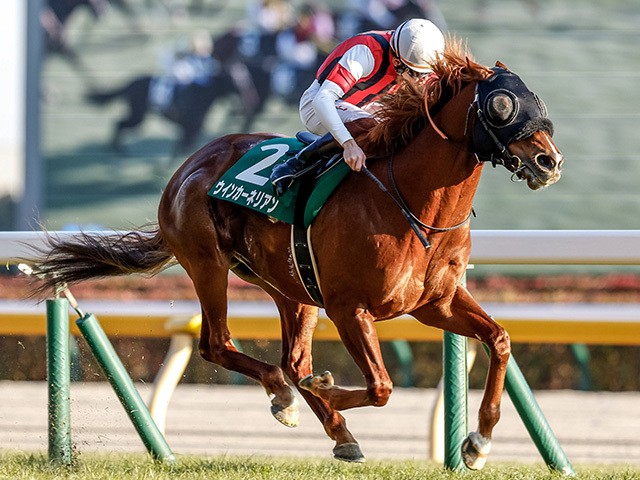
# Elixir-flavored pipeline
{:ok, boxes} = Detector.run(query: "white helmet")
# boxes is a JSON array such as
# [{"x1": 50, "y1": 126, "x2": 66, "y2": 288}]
[{"x1": 390, "y1": 19, "x2": 445, "y2": 74}]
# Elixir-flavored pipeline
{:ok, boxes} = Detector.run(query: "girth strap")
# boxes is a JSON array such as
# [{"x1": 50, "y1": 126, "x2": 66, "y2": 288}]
[
  {"x1": 291, "y1": 174, "x2": 324, "y2": 307},
  {"x1": 291, "y1": 224, "x2": 324, "y2": 307}
]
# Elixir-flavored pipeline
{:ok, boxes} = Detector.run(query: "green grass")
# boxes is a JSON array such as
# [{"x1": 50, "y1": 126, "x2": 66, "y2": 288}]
[{"x1": 0, "y1": 452, "x2": 638, "y2": 480}]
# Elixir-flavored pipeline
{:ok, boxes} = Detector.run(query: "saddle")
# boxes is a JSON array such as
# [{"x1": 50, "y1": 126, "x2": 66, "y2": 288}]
[
  {"x1": 287, "y1": 132, "x2": 339, "y2": 307},
  {"x1": 296, "y1": 131, "x2": 319, "y2": 145}
]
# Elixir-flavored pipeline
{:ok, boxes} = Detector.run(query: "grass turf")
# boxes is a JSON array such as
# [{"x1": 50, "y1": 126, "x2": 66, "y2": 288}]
[{"x1": 0, "y1": 452, "x2": 639, "y2": 480}]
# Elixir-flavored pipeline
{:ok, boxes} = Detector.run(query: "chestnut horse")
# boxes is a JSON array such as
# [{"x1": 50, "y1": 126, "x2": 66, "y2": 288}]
[{"x1": 32, "y1": 41, "x2": 563, "y2": 470}]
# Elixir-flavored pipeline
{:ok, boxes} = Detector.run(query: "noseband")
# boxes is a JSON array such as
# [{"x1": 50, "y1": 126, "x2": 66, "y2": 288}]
[{"x1": 472, "y1": 67, "x2": 554, "y2": 179}]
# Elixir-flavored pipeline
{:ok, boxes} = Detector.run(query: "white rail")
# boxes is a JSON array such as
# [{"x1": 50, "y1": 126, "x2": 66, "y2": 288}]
[
  {"x1": 469, "y1": 230, "x2": 640, "y2": 265},
  {"x1": 2, "y1": 230, "x2": 640, "y2": 266}
]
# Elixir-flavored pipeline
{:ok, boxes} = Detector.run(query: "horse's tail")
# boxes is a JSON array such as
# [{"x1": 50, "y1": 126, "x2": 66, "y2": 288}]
[{"x1": 30, "y1": 228, "x2": 174, "y2": 297}]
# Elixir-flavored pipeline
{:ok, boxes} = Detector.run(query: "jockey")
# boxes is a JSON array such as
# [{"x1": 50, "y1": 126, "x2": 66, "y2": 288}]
[{"x1": 270, "y1": 18, "x2": 445, "y2": 197}]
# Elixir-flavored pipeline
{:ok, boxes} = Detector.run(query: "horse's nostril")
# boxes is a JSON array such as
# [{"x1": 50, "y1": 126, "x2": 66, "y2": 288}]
[{"x1": 536, "y1": 154, "x2": 556, "y2": 171}]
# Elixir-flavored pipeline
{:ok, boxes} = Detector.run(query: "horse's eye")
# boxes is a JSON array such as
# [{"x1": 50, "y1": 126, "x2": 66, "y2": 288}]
[{"x1": 486, "y1": 93, "x2": 515, "y2": 126}]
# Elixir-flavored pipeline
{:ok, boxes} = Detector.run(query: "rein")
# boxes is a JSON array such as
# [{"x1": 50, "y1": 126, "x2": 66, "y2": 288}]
[
  {"x1": 387, "y1": 154, "x2": 473, "y2": 232},
  {"x1": 360, "y1": 69, "x2": 547, "y2": 250},
  {"x1": 361, "y1": 153, "x2": 472, "y2": 250}
]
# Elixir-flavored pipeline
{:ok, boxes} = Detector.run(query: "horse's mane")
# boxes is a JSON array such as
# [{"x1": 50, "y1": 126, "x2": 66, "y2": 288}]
[{"x1": 361, "y1": 37, "x2": 493, "y2": 156}]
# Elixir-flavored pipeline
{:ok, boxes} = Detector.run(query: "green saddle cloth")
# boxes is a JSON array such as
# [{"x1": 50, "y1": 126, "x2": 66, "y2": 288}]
[{"x1": 207, "y1": 137, "x2": 350, "y2": 227}]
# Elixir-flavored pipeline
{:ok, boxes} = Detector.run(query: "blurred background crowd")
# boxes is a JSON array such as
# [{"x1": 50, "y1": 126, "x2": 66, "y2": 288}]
[
  {"x1": 0, "y1": 0, "x2": 631, "y2": 235},
  {"x1": 21, "y1": 0, "x2": 638, "y2": 235},
  {"x1": 41, "y1": 0, "x2": 448, "y2": 157}
]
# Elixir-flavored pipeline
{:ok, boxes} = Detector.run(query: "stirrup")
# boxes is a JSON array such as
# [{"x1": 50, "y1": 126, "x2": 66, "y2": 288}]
[
  {"x1": 270, "y1": 160, "x2": 301, "y2": 197},
  {"x1": 270, "y1": 157, "x2": 325, "y2": 197},
  {"x1": 271, "y1": 175, "x2": 294, "y2": 197}
]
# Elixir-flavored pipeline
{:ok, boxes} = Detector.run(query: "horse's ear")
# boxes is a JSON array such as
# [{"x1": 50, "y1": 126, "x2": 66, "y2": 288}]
[{"x1": 495, "y1": 61, "x2": 509, "y2": 70}]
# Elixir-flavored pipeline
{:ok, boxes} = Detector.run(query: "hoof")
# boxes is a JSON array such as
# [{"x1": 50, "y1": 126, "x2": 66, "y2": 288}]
[
  {"x1": 298, "y1": 371, "x2": 335, "y2": 392},
  {"x1": 461, "y1": 431, "x2": 491, "y2": 471},
  {"x1": 333, "y1": 443, "x2": 365, "y2": 463},
  {"x1": 270, "y1": 395, "x2": 299, "y2": 428},
  {"x1": 298, "y1": 374, "x2": 314, "y2": 392},
  {"x1": 319, "y1": 370, "x2": 334, "y2": 385}
]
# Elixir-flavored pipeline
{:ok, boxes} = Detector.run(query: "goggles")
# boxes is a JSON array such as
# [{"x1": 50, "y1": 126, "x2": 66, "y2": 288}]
[{"x1": 392, "y1": 51, "x2": 428, "y2": 79}]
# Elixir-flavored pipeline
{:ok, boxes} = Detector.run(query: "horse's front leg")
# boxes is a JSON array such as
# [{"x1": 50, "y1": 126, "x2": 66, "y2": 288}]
[
  {"x1": 411, "y1": 284, "x2": 510, "y2": 470},
  {"x1": 300, "y1": 307, "x2": 393, "y2": 411},
  {"x1": 275, "y1": 298, "x2": 364, "y2": 462}
]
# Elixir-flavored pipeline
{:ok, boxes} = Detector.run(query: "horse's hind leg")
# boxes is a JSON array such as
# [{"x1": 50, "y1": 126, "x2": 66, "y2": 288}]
[
  {"x1": 411, "y1": 284, "x2": 511, "y2": 470},
  {"x1": 183, "y1": 258, "x2": 296, "y2": 420},
  {"x1": 160, "y1": 162, "x2": 297, "y2": 427},
  {"x1": 276, "y1": 298, "x2": 363, "y2": 462}
]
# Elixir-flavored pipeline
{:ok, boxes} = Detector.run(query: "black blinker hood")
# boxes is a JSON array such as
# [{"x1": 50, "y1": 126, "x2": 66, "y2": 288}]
[{"x1": 474, "y1": 67, "x2": 554, "y2": 160}]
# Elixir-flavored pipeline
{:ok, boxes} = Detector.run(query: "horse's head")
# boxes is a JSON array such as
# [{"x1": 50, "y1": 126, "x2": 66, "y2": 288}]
[{"x1": 473, "y1": 65, "x2": 563, "y2": 190}]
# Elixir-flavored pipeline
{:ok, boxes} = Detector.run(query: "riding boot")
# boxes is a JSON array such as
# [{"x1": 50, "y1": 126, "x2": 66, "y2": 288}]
[{"x1": 270, "y1": 132, "x2": 340, "y2": 197}]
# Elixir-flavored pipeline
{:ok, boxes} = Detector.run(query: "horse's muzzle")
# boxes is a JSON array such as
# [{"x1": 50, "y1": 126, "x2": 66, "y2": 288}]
[{"x1": 522, "y1": 151, "x2": 563, "y2": 190}]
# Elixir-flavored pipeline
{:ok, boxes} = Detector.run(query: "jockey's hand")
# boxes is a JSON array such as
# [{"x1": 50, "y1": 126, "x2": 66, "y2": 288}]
[{"x1": 342, "y1": 139, "x2": 367, "y2": 172}]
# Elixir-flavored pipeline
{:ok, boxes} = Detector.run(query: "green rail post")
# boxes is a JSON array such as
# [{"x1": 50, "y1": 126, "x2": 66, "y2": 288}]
[
  {"x1": 46, "y1": 298, "x2": 72, "y2": 465},
  {"x1": 503, "y1": 353, "x2": 575, "y2": 475},
  {"x1": 443, "y1": 331, "x2": 468, "y2": 471},
  {"x1": 389, "y1": 340, "x2": 415, "y2": 387},
  {"x1": 76, "y1": 313, "x2": 176, "y2": 463},
  {"x1": 230, "y1": 339, "x2": 245, "y2": 385},
  {"x1": 570, "y1": 344, "x2": 592, "y2": 391}
]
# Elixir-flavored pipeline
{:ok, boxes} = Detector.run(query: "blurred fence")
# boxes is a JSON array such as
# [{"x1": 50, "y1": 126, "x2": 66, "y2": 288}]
[{"x1": 2, "y1": 229, "x2": 640, "y2": 345}]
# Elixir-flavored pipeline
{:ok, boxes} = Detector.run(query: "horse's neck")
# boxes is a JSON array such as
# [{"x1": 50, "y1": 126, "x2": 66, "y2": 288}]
[{"x1": 393, "y1": 84, "x2": 482, "y2": 225}]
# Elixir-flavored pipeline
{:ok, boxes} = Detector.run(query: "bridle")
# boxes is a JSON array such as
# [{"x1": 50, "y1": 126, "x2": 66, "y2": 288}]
[
  {"x1": 473, "y1": 94, "x2": 528, "y2": 182},
  {"x1": 421, "y1": 67, "x2": 554, "y2": 181},
  {"x1": 363, "y1": 66, "x2": 554, "y2": 249},
  {"x1": 470, "y1": 67, "x2": 554, "y2": 179}
]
